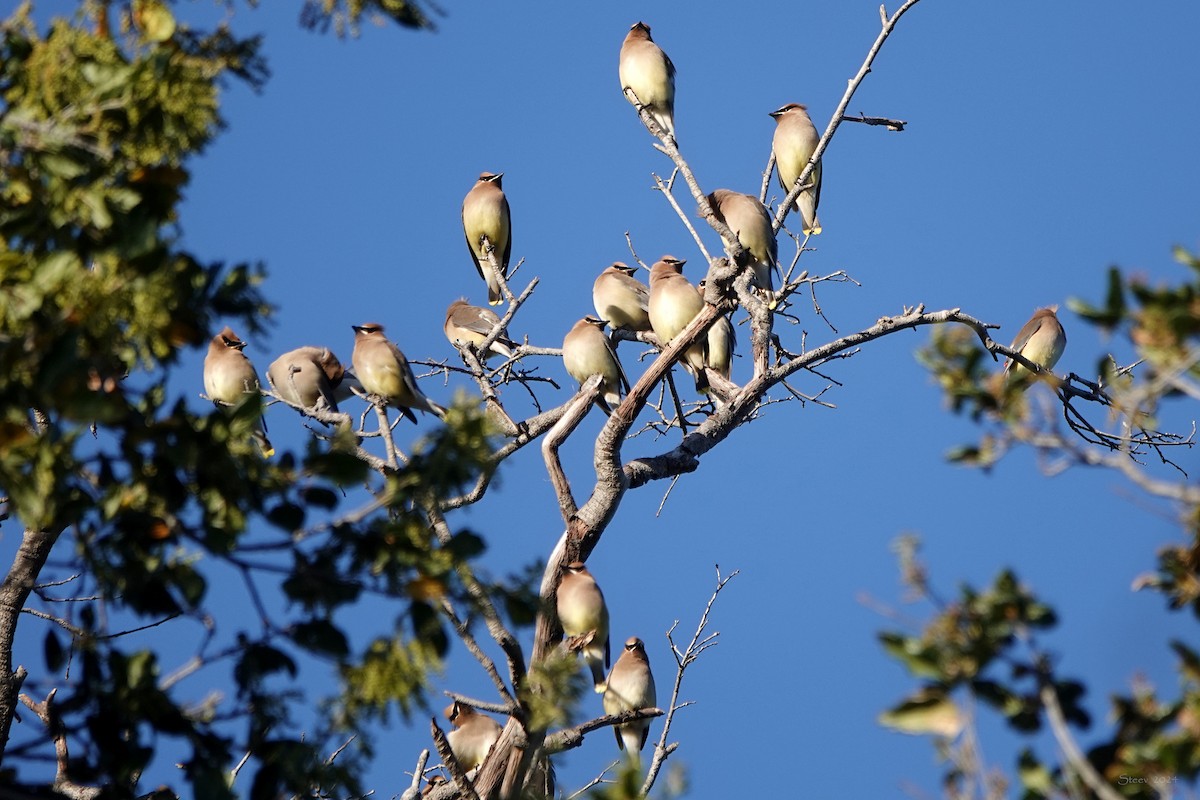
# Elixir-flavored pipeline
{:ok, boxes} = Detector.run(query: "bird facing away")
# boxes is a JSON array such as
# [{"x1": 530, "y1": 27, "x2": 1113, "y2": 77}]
[
  {"x1": 350, "y1": 322, "x2": 447, "y2": 423},
  {"x1": 266, "y1": 346, "x2": 345, "y2": 413},
  {"x1": 593, "y1": 262, "x2": 652, "y2": 333},
  {"x1": 705, "y1": 189, "x2": 779, "y2": 292},
  {"x1": 562, "y1": 317, "x2": 630, "y2": 416},
  {"x1": 619, "y1": 21, "x2": 676, "y2": 143},
  {"x1": 556, "y1": 561, "x2": 611, "y2": 692},
  {"x1": 603, "y1": 637, "x2": 657, "y2": 759},
  {"x1": 1003, "y1": 306, "x2": 1067, "y2": 387},
  {"x1": 461, "y1": 172, "x2": 512, "y2": 305},
  {"x1": 770, "y1": 103, "x2": 823, "y2": 235},
  {"x1": 444, "y1": 298, "x2": 516, "y2": 360},
  {"x1": 444, "y1": 701, "x2": 503, "y2": 773},
  {"x1": 203, "y1": 326, "x2": 273, "y2": 457},
  {"x1": 647, "y1": 256, "x2": 709, "y2": 393}
]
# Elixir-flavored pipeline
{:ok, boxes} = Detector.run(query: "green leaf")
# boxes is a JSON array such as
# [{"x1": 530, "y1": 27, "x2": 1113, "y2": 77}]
[
  {"x1": 1067, "y1": 267, "x2": 1126, "y2": 330},
  {"x1": 39, "y1": 152, "x2": 88, "y2": 179},
  {"x1": 299, "y1": 486, "x2": 338, "y2": 510},
  {"x1": 447, "y1": 530, "x2": 486, "y2": 560},
  {"x1": 879, "y1": 632, "x2": 946, "y2": 681},
  {"x1": 266, "y1": 501, "x2": 305, "y2": 532},
  {"x1": 1017, "y1": 748, "x2": 1054, "y2": 797},
  {"x1": 1171, "y1": 640, "x2": 1200, "y2": 682},
  {"x1": 290, "y1": 619, "x2": 349, "y2": 659},
  {"x1": 234, "y1": 643, "x2": 298, "y2": 692},
  {"x1": 878, "y1": 687, "x2": 963, "y2": 737}
]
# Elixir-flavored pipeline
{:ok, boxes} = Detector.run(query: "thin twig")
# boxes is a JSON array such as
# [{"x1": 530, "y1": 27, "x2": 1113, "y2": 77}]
[
  {"x1": 640, "y1": 566, "x2": 738, "y2": 797},
  {"x1": 773, "y1": 0, "x2": 924, "y2": 231}
]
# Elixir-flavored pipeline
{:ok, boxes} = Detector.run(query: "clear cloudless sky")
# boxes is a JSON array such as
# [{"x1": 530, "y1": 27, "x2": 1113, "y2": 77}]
[{"x1": 14, "y1": 0, "x2": 1200, "y2": 796}]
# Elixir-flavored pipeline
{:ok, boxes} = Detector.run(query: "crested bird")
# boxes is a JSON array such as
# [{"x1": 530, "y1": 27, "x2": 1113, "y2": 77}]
[
  {"x1": 770, "y1": 102, "x2": 823, "y2": 235},
  {"x1": 444, "y1": 701, "x2": 502, "y2": 772},
  {"x1": 1003, "y1": 306, "x2": 1067, "y2": 388},
  {"x1": 603, "y1": 637, "x2": 657, "y2": 760},
  {"x1": 705, "y1": 188, "x2": 779, "y2": 293},
  {"x1": 619, "y1": 22, "x2": 676, "y2": 143},
  {"x1": 444, "y1": 298, "x2": 516, "y2": 360},
  {"x1": 593, "y1": 262, "x2": 651, "y2": 333},
  {"x1": 351, "y1": 322, "x2": 447, "y2": 423},
  {"x1": 203, "y1": 326, "x2": 273, "y2": 456},
  {"x1": 647, "y1": 255, "x2": 708, "y2": 393},
  {"x1": 562, "y1": 317, "x2": 630, "y2": 415},
  {"x1": 462, "y1": 172, "x2": 512, "y2": 305},
  {"x1": 556, "y1": 561, "x2": 611, "y2": 692}
]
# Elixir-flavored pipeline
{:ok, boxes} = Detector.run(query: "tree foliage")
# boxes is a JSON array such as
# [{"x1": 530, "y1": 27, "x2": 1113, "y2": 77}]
[
  {"x1": 907, "y1": 249, "x2": 1200, "y2": 797},
  {"x1": 0, "y1": 3, "x2": 489, "y2": 797}
]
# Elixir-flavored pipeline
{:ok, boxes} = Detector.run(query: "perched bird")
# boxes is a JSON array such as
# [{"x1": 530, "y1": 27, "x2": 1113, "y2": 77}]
[
  {"x1": 705, "y1": 189, "x2": 779, "y2": 292},
  {"x1": 648, "y1": 256, "x2": 708, "y2": 393},
  {"x1": 770, "y1": 103, "x2": 822, "y2": 235},
  {"x1": 266, "y1": 346, "x2": 345, "y2": 413},
  {"x1": 1003, "y1": 306, "x2": 1067, "y2": 387},
  {"x1": 350, "y1": 322, "x2": 447, "y2": 423},
  {"x1": 556, "y1": 561, "x2": 611, "y2": 692},
  {"x1": 444, "y1": 702, "x2": 502, "y2": 772},
  {"x1": 603, "y1": 637, "x2": 657, "y2": 760},
  {"x1": 593, "y1": 262, "x2": 651, "y2": 333},
  {"x1": 562, "y1": 317, "x2": 630, "y2": 416},
  {"x1": 696, "y1": 280, "x2": 736, "y2": 383},
  {"x1": 444, "y1": 298, "x2": 516, "y2": 360},
  {"x1": 421, "y1": 775, "x2": 447, "y2": 798},
  {"x1": 203, "y1": 326, "x2": 273, "y2": 456},
  {"x1": 462, "y1": 172, "x2": 512, "y2": 305},
  {"x1": 707, "y1": 313, "x2": 736, "y2": 382},
  {"x1": 619, "y1": 22, "x2": 676, "y2": 142}
]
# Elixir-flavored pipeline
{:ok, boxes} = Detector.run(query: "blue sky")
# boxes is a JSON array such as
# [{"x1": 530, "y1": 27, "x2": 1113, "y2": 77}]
[{"x1": 14, "y1": 0, "x2": 1200, "y2": 796}]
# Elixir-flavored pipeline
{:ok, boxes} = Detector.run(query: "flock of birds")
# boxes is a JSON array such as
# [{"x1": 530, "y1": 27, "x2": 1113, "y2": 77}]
[
  {"x1": 200, "y1": 19, "x2": 1067, "y2": 790},
  {"x1": 439, "y1": 561, "x2": 653, "y2": 783},
  {"x1": 200, "y1": 18, "x2": 834, "y2": 449}
]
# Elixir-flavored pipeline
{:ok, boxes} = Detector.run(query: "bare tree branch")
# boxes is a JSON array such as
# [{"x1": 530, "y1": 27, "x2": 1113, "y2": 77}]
[
  {"x1": 773, "y1": 0, "x2": 924, "y2": 231},
  {"x1": 641, "y1": 567, "x2": 738, "y2": 796},
  {"x1": 17, "y1": 689, "x2": 100, "y2": 800},
  {"x1": 0, "y1": 528, "x2": 62, "y2": 765}
]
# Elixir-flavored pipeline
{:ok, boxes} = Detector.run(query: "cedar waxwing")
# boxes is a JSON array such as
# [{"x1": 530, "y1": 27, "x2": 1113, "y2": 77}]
[
  {"x1": 562, "y1": 317, "x2": 630, "y2": 416},
  {"x1": 421, "y1": 775, "x2": 447, "y2": 798},
  {"x1": 444, "y1": 702, "x2": 502, "y2": 772},
  {"x1": 696, "y1": 279, "x2": 736, "y2": 383},
  {"x1": 203, "y1": 326, "x2": 274, "y2": 457},
  {"x1": 593, "y1": 262, "x2": 652, "y2": 333},
  {"x1": 350, "y1": 322, "x2": 447, "y2": 423},
  {"x1": 266, "y1": 346, "x2": 345, "y2": 413},
  {"x1": 1003, "y1": 306, "x2": 1067, "y2": 386},
  {"x1": 462, "y1": 172, "x2": 512, "y2": 306},
  {"x1": 770, "y1": 103, "x2": 822, "y2": 235},
  {"x1": 444, "y1": 299, "x2": 516, "y2": 360},
  {"x1": 707, "y1": 314, "x2": 735, "y2": 382},
  {"x1": 647, "y1": 256, "x2": 708, "y2": 393},
  {"x1": 603, "y1": 637, "x2": 657, "y2": 759},
  {"x1": 556, "y1": 561, "x2": 611, "y2": 692},
  {"x1": 619, "y1": 22, "x2": 676, "y2": 142},
  {"x1": 705, "y1": 189, "x2": 779, "y2": 292}
]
